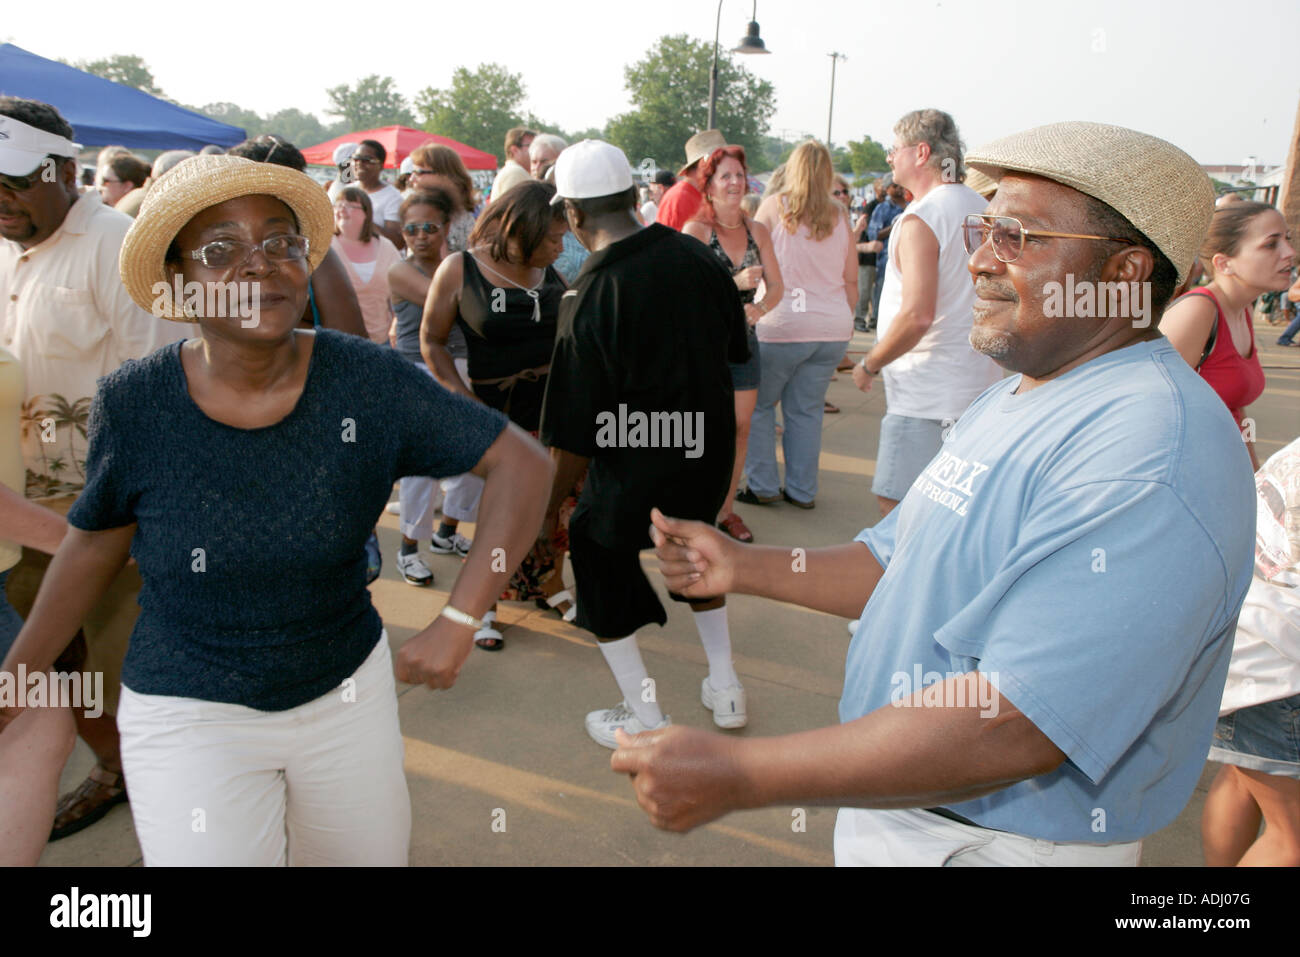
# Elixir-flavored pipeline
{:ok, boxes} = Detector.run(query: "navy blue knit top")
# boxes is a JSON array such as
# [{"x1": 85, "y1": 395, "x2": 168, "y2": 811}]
[{"x1": 67, "y1": 330, "x2": 508, "y2": 711}]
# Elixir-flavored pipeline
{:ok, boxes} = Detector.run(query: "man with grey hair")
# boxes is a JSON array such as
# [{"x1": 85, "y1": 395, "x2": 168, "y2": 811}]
[
  {"x1": 614, "y1": 121, "x2": 1253, "y2": 867},
  {"x1": 853, "y1": 109, "x2": 1000, "y2": 518},
  {"x1": 114, "y1": 150, "x2": 195, "y2": 218},
  {"x1": 529, "y1": 134, "x2": 568, "y2": 180}
]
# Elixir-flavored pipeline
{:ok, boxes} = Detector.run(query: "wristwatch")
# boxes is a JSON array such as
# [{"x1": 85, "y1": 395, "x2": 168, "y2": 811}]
[
  {"x1": 439, "y1": 605, "x2": 486, "y2": 631},
  {"x1": 859, "y1": 356, "x2": 879, "y2": 376}
]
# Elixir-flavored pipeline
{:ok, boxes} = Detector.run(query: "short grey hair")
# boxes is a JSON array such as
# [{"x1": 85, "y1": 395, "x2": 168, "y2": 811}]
[
  {"x1": 894, "y1": 108, "x2": 965, "y2": 182},
  {"x1": 152, "y1": 150, "x2": 196, "y2": 180},
  {"x1": 530, "y1": 133, "x2": 568, "y2": 158}
]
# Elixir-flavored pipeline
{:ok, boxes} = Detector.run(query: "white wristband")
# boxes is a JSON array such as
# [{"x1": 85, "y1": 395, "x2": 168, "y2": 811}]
[{"x1": 439, "y1": 605, "x2": 485, "y2": 631}]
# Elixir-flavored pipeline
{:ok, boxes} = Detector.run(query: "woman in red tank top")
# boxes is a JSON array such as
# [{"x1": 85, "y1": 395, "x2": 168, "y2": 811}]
[{"x1": 1161, "y1": 201, "x2": 1294, "y2": 470}]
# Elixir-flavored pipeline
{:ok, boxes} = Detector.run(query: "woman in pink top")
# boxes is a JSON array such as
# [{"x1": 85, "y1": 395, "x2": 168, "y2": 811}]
[
  {"x1": 331, "y1": 187, "x2": 402, "y2": 344},
  {"x1": 738, "y1": 141, "x2": 856, "y2": 509},
  {"x1": 1162, "y1": 201, "x2": 1294, "y2": 470}
]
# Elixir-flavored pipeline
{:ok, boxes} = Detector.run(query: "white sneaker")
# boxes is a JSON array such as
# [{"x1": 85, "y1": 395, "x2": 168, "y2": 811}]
[
  {"x1": 430, "y1": 530, "x2": 472, "y2": 557},
  {"x1": 385, "y1": 501, "x2": 401, "y2": 516},
  {"x1": 584, "y1": 701, "x2": 670, "y2": 749},
  {"x1": 847, "y1": 620, "x2": 857, "y2": 637},
  {"x1": 702, "y1": 678, "x2": 747, "y2": 729},
  {"x1": 395, "y1": 550, "x2": 434, "y2": 586}
]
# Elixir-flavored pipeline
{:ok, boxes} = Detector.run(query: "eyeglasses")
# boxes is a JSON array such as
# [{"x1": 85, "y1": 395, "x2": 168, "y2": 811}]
[
  {"x1": 334, "y1": 203, "x2": 364, "y2": 213},
  {"x1": 833, "y1": 189, "x2": 850, "y2": 197},
  {"x1": 886, "y1": 143, "x2": 917, "y2": 159},
  {"x1": 185, "y1": 234, "x2": 310, "y2": 269},
  {"x1": 412, "y1": 168, "x2": 436, "y2": 177},
  {"x1": 351, "y1": 156, "x2": 380, "y2": 166},
  {"x1": 402, "y1": 221, "x2": 443, "y2": 236},
  {"x1": 961, "y1": 214, "x2": 1134, "y2": 264}
]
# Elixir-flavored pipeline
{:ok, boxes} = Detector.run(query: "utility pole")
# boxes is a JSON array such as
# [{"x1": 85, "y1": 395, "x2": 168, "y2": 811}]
[{"x1": 827, "y1": 52, "x2": 847, "y2": 148}]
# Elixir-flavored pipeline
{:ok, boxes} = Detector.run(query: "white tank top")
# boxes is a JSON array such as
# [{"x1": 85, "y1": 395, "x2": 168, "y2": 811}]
[{"x1": 875, "y1": 183, "x2": 1002, "y2": 421}]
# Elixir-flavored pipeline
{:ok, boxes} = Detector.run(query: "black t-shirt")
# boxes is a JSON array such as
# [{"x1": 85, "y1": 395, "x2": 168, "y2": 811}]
[{"x1": 540, "y1": 225, "x2": 748, "y2": 549}]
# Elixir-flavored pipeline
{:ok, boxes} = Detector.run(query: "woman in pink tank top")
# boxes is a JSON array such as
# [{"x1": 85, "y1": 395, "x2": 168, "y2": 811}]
[{"x1": 1161, "y1": 201, "x2": 1294, "y2": 470}]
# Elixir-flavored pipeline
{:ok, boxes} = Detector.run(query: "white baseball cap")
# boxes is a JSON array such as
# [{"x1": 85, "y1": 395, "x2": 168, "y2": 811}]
[
  {"x1": 550, "y1": 139, "x2": 635, "y2": 206},
  {"x1": 0, "y1": 114, "x2": 82, "y2": 176},
  {"x1": 332, "y1": 142, "x2": 359, "y2": 166}
]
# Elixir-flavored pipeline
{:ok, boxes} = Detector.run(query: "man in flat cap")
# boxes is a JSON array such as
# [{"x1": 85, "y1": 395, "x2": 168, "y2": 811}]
[{"x1": 612, "y1": 121, "x2": 1256, "y2": 866}]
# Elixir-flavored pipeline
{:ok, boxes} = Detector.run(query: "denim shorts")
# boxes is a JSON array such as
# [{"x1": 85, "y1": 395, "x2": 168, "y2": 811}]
[
  {"x1": 872, "y1": 413, "x2": 946, "y2": 501},
  {"x1": 729, "y1": 325, "x2": 761, "y2": 392},
  {"x1": 1208, "y1": 693, "x2": 1300, "y2": 779}
]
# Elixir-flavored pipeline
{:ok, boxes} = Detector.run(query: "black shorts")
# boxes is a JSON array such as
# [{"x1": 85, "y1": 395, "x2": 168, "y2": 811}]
[{"x1": 568, "y1": 515, "x2": 698, "y2": 640}]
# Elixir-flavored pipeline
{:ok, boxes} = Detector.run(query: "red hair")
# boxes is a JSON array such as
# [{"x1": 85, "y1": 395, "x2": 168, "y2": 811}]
[{"x1": 691, "y1": 146, "x2": 749, "y2": 226}]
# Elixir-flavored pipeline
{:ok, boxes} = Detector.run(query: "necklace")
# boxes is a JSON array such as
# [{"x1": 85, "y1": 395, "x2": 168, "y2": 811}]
[
  {"x1": 470, "y1": 253, "x2": 545, "y2": 322},
  {"x1": 715, "y1": 215, "x2": 743, "y2": 229}
]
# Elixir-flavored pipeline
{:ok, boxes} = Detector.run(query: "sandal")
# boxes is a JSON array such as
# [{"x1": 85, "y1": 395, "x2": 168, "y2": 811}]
[
  {"x1": 736, "y1": 487, "x2": 781, "y2": 506},
  {"x1": 836, "y1": 358, "x2": 856, "y2": 372},
  {"x1": 717, "y1": 512, "x2": 754, "y2": 543},
  {"x1": 49, "y1": 765, "x2": 128, "y2": 842},
  {"x1": 544, "y1": 589, "x2": 578, "y2": 622},
  {"x1": 824, "y1": 401, "x2": 840, "y2": 414},
  {"x1": 474, "y1": 609, "x2": 505, "y2": 651}
]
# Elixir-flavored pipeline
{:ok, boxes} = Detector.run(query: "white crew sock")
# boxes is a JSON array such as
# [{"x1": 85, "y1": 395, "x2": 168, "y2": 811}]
[
  {"x1": 598, "y1": 634, "x2": 663, "y2": 727},
  {"x1": 693, "y1": 606, "x2": 740, "y2": 689}
]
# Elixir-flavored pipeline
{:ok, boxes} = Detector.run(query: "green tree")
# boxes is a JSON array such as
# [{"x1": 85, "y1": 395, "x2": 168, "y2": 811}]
[
  {"x1": 71, "y1": 54, "x2": 164, "y2": 97},
  {"x1": 414, "y1": 63, "x2": 529, "y2": 162},
  {"x1": 199, "y1": 102, "x2": 264, "y2": 138},
  {"x1": 262, "y1": 108, "x2": 335, "y2": 148},
  {"x1": 604, "y1": 34, "x2": 776, "y2": 174},
  {"x1": 846, "y1": 136, "x2": 888, "y2": 176},
  {"x1": 325, "y1": 75, "x2": 413, "y2": 130}
]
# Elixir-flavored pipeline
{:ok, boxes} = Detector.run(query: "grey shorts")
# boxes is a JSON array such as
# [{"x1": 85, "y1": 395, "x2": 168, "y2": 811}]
[
  {"x1": 1208, "y1": 693, "x2": 1300, "y2": 779},
  {"x1": 872, "y1": 412, "x2": 946, "y2": 501}
]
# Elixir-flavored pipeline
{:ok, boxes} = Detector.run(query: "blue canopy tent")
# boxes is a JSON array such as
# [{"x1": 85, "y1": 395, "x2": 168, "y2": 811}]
[{"x1": 0, "y1": 43, "x2": 245, "y2": 149}]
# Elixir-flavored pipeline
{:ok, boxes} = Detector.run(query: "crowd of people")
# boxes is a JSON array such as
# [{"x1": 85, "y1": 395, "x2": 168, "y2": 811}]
[{"x1": 0, "y1": 90, "x2": 1296, "y2": 867}]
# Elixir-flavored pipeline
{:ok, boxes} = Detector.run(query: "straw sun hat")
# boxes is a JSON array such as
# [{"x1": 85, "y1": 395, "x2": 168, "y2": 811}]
[
  {"x1": 120, "y1": 154, "x2": 334, "y2": 321},
  {"x1": 966, "y1": 121, "x2": 1214, "y2": 285}
]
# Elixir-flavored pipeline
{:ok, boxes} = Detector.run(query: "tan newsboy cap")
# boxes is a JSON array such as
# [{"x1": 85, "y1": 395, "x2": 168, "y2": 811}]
[{"x1": 966, "y1": 121, "x2": 1214, "y2": 285}]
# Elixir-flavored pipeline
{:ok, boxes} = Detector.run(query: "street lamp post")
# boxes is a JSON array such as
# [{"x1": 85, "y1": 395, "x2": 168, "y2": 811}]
[
  {"x1": 826, "y1": 52, "x2": 847, "y2": 149},
  {"x1": 707, "y1": 0, "x2": 770, "y2": 132}
]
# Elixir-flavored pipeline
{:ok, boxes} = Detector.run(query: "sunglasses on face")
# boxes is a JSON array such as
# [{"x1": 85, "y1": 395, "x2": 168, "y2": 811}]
[
  {"x1": 1, "y1": 158, "x2": 53, "y2": 192},
  {"x1": 185, "y1": 234, "x2": 310, "y2": 269},
  {"x1": 351, "y1": 156, "x2": 380, "y2": 166},
  {"x1": 961, "y1": 214, "x2": 1133, "y2": 264},
  {"x1": 833, "y1": 189, "x2": 849, "y2": 196},
  {"x1": 402, "y1": 221, "x2": 443, "y2": 236}
]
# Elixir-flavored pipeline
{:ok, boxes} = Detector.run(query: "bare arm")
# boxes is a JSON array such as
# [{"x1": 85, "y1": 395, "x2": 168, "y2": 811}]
[
  {"x1": 863, "y1": 216, "x2": 939, "y2": 370},
  {"x1": 387, "y1": 259, "x2": 433, "y2": 307},
  {"x1": 418, "y1": 254, "x2": 478, "y2": 402},
  {"x1": 750, "y1": 219, "x2": 784, "y2": 318},
  {"x1": 0, "y1": 487, "x2": 67, "y2": 555},
  {"x1": 394, "y1": 425, "x2": 553, "y2": 689},
  {"x1": 611, "y1": 672, "x2": 1067, "y2": 832},
  {"x1": 307, "y1": 247, "x2": 368, "y2": 338},
  {"x1": 377, "y1": 219, "x2": 405, "y2": 252},
  {"x1": 1159, "y1": 294, "x2": 1217, "y2": 369},
  {"x1": 0, "y1": 522, "x2": 136, "y2": 720},
  {"x1": 840, "y1": 212, "x2": 859, "y2": 311},
  {"x1": 648, "y1": 509, "x2": 883, "y2": 620}
]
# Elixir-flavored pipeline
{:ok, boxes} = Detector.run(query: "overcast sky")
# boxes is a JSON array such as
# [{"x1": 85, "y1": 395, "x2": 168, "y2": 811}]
[{"x1": 7, "y1": 0, "x2": 1298, "y2": 166}]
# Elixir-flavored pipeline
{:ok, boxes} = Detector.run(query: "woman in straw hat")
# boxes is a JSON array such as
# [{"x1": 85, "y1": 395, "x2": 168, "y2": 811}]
[{"x1": 0, "y1": 154, "x2": 552, "y2": 865}]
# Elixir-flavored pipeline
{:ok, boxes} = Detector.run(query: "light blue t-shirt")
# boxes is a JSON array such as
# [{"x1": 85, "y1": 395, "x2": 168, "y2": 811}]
[{"x1": 844, "y1": 338, "x2": 1255, "y2": 843}]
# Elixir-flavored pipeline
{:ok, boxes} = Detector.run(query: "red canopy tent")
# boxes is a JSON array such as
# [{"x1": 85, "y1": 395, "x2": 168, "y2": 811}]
[{"x1": 301, "y1": 126, "x2": 497, "y2": 170}]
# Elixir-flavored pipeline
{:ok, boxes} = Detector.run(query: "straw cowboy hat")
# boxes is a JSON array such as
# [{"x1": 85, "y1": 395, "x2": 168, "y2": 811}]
[
  {"x1": 680, "y1": 130, "x2": 727, "y2": 175},
  {"x1": 966, "y1": 121, "x2": 1214, "y2": 285},
  {"x1": 120, "y1": 154, "x2": 334, "y2": 320}
]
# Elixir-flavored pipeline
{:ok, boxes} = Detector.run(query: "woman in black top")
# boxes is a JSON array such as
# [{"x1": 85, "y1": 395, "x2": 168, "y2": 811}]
[{"x1": 421, "y1": 180, "x2": 574, "y2": 649}]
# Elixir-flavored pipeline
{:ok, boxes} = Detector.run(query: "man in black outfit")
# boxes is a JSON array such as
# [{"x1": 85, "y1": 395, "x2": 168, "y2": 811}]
[{"x1": 539, "y1": 140, "x2": 751, "y2": 749}]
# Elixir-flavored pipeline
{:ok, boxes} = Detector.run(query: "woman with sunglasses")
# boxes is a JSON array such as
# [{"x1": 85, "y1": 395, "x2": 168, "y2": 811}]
[
  {"x1": 0, "y1": 155, "x2": 550, "y2": 865},
  {"x1": 407, "y1": 143, "x2": 478, "y2": 257},
  {"x1": 332, "y1": 187, "x2": 402, "y2": 344},
  {"x1": 388, "y1": 188, "x2": 456, "y2": 587}
]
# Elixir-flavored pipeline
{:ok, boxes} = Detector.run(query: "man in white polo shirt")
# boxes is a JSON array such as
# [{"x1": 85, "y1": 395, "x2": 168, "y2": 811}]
[
  {"x1": 0, "y1": 96, "x2": 184, "y2": 843},
  {"x1": 853, "y1": 109, "x2": 1001, "y2": 517}
]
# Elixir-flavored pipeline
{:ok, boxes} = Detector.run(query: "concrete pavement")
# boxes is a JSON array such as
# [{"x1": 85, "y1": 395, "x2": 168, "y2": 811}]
[{"x1": 39, "y1": 318, "x2": 1300, "y2": 866}]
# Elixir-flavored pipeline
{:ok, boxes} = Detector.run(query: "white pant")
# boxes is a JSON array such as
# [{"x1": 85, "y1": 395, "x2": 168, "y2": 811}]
[
  {"x1": 833, "y1": 807, "x2": 1141, "y2": 867},
  {"x1": 117, "y1": 635, "x2": 410, "y2": 866},
  {"x1": 401, "y1": 357, "x2": 483, "y2": 537}
]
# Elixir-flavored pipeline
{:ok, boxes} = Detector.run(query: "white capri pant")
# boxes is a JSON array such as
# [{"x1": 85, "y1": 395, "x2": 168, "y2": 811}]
[
  {"x1": 833, "y1": 807, "x2": 1141, "y2": 867},
  {"x1": 401, "y1": 357, "x2": 483, "y2": 538},
  {"x1": 117, "y1": 634, "x2": 410, "y2": 866}
]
